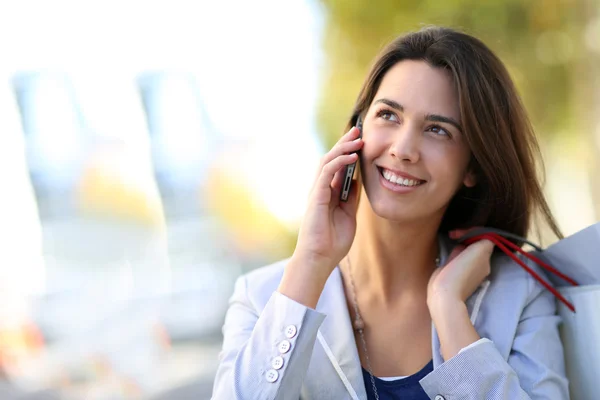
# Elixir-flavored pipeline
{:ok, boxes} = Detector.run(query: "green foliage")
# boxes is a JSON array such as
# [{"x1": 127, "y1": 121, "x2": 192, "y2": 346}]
[{"x1": 316, "y1": 0, "x2": 584, "y2": 148}]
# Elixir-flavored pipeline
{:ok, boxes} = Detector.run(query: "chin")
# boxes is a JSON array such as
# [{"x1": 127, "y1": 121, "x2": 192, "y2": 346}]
[
  {"x1": 363, "y1": 184, "x2": 449, "y2": 225},
  {"x1": 367, "y1": 195, "x2": 424, "y2": 222}
]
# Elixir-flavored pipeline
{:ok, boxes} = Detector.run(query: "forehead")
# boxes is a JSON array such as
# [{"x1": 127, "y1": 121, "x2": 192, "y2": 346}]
[{"x1": 373, "y1": 60, "x2": 460, "y2": 120}]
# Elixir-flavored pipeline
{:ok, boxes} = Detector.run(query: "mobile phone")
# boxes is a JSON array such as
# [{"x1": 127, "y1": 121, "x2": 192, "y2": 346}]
[{"x1": 340, "y1": 116, "x2": 362, "y2": 202}]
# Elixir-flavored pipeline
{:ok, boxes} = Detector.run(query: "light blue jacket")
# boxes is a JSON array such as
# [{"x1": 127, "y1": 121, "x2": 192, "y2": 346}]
[{"x1": 212, "y1": 234, "x2": 569, "y2": 399}]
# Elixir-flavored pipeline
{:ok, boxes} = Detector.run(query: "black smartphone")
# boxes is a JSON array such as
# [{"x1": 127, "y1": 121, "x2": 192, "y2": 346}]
[{"x1": 340, "y1": 115, "x2": 362, "y2": 202}]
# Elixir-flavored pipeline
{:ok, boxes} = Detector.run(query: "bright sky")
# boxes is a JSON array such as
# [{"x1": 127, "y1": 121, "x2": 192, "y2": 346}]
[{"x1": 0, "y1": 0, "x2": 325, "y2": 226}]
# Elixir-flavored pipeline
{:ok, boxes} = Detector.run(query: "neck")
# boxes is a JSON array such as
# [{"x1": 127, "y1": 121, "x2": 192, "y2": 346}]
[{"x1": 346, "y1": 197, "x2": 442, "y2": 306}]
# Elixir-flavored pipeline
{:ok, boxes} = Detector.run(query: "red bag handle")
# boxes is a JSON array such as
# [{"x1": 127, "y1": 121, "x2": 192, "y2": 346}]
[{"x1": 456, "y1": 229, "x2": 578, "y2": 312}]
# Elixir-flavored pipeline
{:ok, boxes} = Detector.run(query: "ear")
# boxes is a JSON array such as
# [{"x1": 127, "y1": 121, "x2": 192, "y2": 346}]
[{"x1": 463, "y1": 169, "x2": 477, "y2": 188}]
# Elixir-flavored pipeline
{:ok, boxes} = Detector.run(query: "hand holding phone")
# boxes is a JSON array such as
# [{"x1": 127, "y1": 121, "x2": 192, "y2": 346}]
[
  {"x1": 340, "y1": 116, "x2": 362, "y2": 202},
  {"x1": 279, "y1": 122, "x2": 364, "y2": 307}
]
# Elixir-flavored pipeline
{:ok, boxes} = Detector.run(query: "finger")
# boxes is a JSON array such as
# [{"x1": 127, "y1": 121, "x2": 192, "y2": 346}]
[
  {"x1": 335, "y1": 126, "x2": 361, "y2": 145},
  {"x1": 455, "y1": 232, "x2": 495, "y2": 255},
  {"x1": 449, "y1": 240, "x2": 494, "y2": 272},
  {"x1": 319, "y1": 136, "x2": 363, "y2": 170},
  {"x1": 463, "y1": 240, "x2": 494, "y2": 276},
  {"x1": 330, "y1": 163, "x2": 347, "y2": 198},
  {"x1": 316, "y1": 153, "x2": 358, "y2": 195},
  {"x1": 449, "y1": 226, "x2": 484, "y2": 240},
  {"x1": 474, "y1": 238, "x2": 495, "y2": 255},
  {"x1": 313, "y1": 137, "x2": 361, "y2": 185},
  {"x1": 448, "y1": 229, "x2": 463, "y2": 239},
  {"x1": 309, "y1": 152, "x2": 353, "y2": 199}
]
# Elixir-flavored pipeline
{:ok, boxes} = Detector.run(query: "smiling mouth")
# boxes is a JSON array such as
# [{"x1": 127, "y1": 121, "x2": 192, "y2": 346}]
[{"x1": 378, "y1": 167, "x2": 426, "y2": 187}]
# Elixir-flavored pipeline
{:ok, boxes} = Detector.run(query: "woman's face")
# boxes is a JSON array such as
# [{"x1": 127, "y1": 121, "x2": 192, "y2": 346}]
[{"x1": 360, "y1": 60, "x2": 476, "y2": 223}]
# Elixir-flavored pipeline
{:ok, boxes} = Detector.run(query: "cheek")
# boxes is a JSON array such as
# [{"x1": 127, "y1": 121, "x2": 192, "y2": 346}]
[
  {"x1": 427, "y1": 148, "x2": 470, "y2": 188},
  {"x1": 360, "y1": 139, "x2": 384, "y2": 163},
  {"x1": 361, "y1": 130, "x2": 391, "y2": 159}
]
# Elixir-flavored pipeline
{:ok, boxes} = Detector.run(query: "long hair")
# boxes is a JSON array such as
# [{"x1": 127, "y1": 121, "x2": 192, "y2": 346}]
[{"x1": 346, "y1": 26, "x2": 562, "y2": 243}]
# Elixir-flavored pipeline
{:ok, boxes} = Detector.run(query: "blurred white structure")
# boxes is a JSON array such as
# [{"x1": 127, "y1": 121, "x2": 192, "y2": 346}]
[
  {"x1": 138, "y1": 71, "x2": 241, "y2": 340},
  {"x1": 138, "y1": 72, "x2": 217, "y2": 197},
  {"x1": 0, "y1": 75, "x2": 56, "y2": 398},
  {"x1": 12, "y1": 72, "x2": 86, "y2": 217},
  {"x1": 10, "y1": 71, "x2": 174, "y2": 396},
  {"x1": 0, "y1": 77, "x2": 46, "y2": 328}
]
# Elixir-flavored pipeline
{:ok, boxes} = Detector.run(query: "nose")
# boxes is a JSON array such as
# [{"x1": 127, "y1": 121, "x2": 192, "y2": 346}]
[{"x1": 388, "y1": 123, "x2": 421, "y2": 162}]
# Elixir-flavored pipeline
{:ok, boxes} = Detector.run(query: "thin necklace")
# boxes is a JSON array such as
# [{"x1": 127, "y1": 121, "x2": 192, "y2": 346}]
[{"x1": 345, "y1": 254, "x2": 440, "y2": 400}]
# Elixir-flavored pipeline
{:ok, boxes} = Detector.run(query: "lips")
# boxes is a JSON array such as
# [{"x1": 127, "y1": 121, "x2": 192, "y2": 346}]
[{"x1": 377, "y1": 167, "x2": 426, "y2": 186}]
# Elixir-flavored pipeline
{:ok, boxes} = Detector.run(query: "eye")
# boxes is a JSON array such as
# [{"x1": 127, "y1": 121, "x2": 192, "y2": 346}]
[
  {"x1": 375, "y1": 108, "x2": 399, "y2": 122},
  {"x1": 427, "y1": 125, "x2": 451, "y2": 138}
]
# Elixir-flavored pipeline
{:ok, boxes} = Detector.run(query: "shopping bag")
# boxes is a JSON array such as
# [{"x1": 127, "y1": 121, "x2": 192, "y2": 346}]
[
  {"x1": 537, "y1": 223, "x2": 600, "y2": 400},
  {"x1": 458, "y1": 222, "x2": 600, "y2": 400},
  {"x1": 556, "y1": 285, "x2": 600, "y2": 400}
]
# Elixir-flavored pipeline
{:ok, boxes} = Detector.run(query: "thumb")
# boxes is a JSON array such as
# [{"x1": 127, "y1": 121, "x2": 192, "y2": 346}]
[
  {"x1": 447, "y1": 244, "x2": 466, "y2": 264},
  {"x1": 474, "y1": 238, "x2": 495, "y2": 255}
]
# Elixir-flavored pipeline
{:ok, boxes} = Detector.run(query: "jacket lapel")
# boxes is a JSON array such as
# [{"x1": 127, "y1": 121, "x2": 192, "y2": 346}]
[{"x1": 315, "y1": 267, "x2": 367, "y2": 400}]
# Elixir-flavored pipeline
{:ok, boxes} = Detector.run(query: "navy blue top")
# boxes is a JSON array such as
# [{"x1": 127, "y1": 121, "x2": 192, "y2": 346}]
[{"x1": 362, "y1": 360, "x2": 433, "y2": 399}]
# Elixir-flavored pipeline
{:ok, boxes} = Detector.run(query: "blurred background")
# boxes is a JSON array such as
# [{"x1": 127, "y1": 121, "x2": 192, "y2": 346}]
[{"x1": 0, "y1": 0, "x2": 597, "y2": 399}]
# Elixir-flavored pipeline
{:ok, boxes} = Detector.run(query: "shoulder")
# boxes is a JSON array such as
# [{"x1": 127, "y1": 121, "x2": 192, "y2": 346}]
[
  {"x1": 477, "y1": 250, "x2": 558, "y2": 356},
  {"x1": 488, "y1": 250, "x2": 552, "y2": 305},
  {"x1": 232, "y1": 257, "x2": 291, "y2": 312},
  {"x1": 475, "y1": 251, "x2": 538, "y2": 330}
]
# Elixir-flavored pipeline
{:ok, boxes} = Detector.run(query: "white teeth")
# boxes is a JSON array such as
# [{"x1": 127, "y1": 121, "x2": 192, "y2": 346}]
[{"x1": 381, "y1": 169, "x2": 422, "y2": 187}]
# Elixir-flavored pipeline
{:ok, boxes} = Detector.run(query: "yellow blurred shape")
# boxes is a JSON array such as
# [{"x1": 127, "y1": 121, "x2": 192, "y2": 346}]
[
  {"x1": 206, "y1": 167, "x2": 295, "y2": 257},
  {"x1": 0, "y1": 322, "x2": 44, "y2": 373},
  {"x1": 78, "y1": 167, "x2": 159, "y2": 225},
  {"x1": 76, "y1": 146, "x2": 165, "y2": 228}
]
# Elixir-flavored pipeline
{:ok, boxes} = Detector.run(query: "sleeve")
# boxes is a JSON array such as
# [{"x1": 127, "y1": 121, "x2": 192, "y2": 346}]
[
  {"x1": 419, "y1": 274, "x2": 570, "y2": 399},
  {"x1": 211, "y1": 274, "x2": 327, "y2": 400},
  {"x1": 457, "y1": 338, "x2": 492, "y2": 354}
]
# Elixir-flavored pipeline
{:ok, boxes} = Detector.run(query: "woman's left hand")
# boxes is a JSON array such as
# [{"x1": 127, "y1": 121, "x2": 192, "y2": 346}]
[{"x1": 427, "y1": 228, "x2": 495, "y2": 310}]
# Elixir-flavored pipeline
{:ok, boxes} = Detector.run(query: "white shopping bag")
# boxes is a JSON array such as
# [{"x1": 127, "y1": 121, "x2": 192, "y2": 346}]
[
  {"x1": 534, "y1": 223, "x2": 600, "y2": 400},
  {"x1": 557, "y1": 285, "x2": 600, "y2": 400}
]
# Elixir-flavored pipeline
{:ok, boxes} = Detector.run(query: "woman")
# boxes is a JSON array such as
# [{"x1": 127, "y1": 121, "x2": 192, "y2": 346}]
[{"x1": 212, "y1": 26, "x2": 569, "y2": 399}]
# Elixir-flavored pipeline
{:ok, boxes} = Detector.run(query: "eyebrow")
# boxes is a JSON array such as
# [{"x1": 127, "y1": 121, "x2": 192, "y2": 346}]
[{"x1": 373, "y1": 98, "x2": 463, "y2": 133}]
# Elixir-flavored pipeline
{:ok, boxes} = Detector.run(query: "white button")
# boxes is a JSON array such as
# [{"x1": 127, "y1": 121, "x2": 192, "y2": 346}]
[
  {"x1": 272, "y1": 356, "x2": 284, "y2": 370},
  {"x1": 435, "y1": 396, "x2": 446, "y2": 400},
  {"x1": 265, "y1": 369, "x2": 279, "y2": 383},
  {"x1": 284, "y1": 325, "x2": 297, "y2": 338},
  {"x1": 278, "y1": 340, "x2": 291, "y2": 354}
]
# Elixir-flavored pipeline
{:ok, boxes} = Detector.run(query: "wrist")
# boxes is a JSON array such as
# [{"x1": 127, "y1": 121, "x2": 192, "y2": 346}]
[
  {"x1": 429, "y1": 298, "x2": 480, "y2": 360},
  {"x1": 278, "y1": 256, "x2": 333, "y2": 309},
  {"x1": 428, "y1": 295, "x2": 466, "y2": 321},
  {"x1": 290, "y1": 252, "x2": 338, "y2": 282}
]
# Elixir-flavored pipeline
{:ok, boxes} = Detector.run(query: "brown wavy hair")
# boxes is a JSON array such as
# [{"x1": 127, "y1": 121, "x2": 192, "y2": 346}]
[{"x1": 347, "y1": 26, "x2": 562, "y2": 243}]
